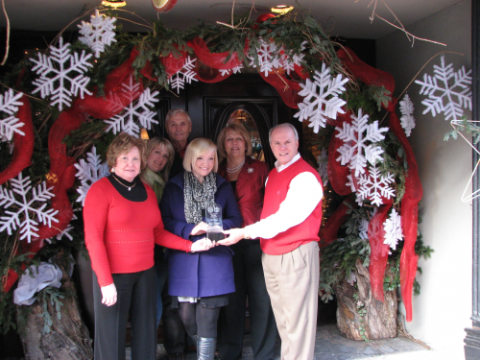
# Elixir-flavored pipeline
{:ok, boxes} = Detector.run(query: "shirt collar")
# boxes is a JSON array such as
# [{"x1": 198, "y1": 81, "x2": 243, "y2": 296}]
[{"x1": 275, "y1": 153, "x2": 301, "y2": 172}]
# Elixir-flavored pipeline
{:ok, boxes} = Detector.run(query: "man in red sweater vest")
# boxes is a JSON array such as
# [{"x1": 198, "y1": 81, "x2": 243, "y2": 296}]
[{"x1": 221, "y1": 123, "x2": 323, "y2": 360}]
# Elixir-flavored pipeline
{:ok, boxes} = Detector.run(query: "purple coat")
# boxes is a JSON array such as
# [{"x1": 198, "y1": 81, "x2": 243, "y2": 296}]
[{"x1": 160, "y1": 171, "x2": 243, "y2": 298}]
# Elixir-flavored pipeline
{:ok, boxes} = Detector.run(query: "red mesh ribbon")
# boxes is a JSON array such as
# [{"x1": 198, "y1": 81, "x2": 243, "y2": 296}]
[
  {"x1": 160, "y1": 48, "x2": 189, "y2": 76},
  {"x1": 259, "y1": 71, "x2": 302, "y2": 109},
  {"x1": 0, "y1": 95, "x2": 34, "y2": 185},
  {"x1": 338, "y1": 47, "x2": 395, "y2": 99},
  {"x1": 368, "y1": 201, "x2": 393, "y2": 302},
  {"x1": 389, "y1": 112, "x2": 422, "y2": 322},
  {"x1": 319, "y1": 195, "x2": 355, "y2": 247},
  {"x1": 188, "y1": 37, "x2": 243, "y2": 70},
  {"x1": 327, "y1": 112, "x2": 352, "y2": 195}
]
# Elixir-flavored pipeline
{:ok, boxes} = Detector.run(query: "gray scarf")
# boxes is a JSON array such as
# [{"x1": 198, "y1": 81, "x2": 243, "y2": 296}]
[{"x1": 184, "y1": 171, "x2": 217, "y2": 224}]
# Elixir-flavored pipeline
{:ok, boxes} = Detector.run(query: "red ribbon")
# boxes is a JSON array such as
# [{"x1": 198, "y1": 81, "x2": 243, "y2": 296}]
[
  {"x1": 319, "y1": 195, "x2": 355, "y2": 247},
  {"x1": 188, "y1": 37, "x2": 244, "y2": 70},
  {"x1": 368, "y1": 201, "x2": 393, "y2": 302},
  {"x1": 388, "y1": 111, "x2": 422, "y2": 322}
]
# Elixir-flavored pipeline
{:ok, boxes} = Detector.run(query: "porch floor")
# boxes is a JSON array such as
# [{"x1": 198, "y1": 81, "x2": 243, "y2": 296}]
[{"x1": 129, "y1": 323, "x2": 433, "y2": 360}]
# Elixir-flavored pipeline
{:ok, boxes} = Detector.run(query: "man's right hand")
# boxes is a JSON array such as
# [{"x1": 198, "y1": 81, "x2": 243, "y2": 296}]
[{"x1": 218, "y1": 228, "x2": 246, "y2": 246}]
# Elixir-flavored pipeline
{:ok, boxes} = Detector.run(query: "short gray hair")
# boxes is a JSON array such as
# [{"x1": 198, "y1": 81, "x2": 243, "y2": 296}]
[
  {"x1": 269, "y1": 123, "x2": 299, "y2": 143},
  {"x1": 165, "y1": 109, "x2": 191, "y2": 124}
]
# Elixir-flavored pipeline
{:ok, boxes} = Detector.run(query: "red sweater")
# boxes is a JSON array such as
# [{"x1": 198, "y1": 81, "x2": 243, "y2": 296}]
[
  {"x1": 218, "y1": 157, "x2": 269, "y2": 227},
  {"x1": 260, "y1": 158, "x2": 322, "y2": 255},
  {"x1": 83, "y1": 177, "x2": 192, "y2": 287}
]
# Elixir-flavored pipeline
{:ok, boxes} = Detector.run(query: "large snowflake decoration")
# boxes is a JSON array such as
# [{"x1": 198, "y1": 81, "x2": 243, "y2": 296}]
[
  {"x1": 336, "y1": 109, "x2": 389, "y2": 177},
  {"x1": 74, "y1": 146, "x2": 110, "y2": 205},
  {"x1": 383, "y1": 209, "x2": 403, "y2": 250},
  {"x1": 399, "y1": 94, "x2": 416, "y2": 137},
  {"x1": 414, "y1": 55, "x2": 472, "y2": 121},
  {"x1": 0, "y1": 89, "x2": 25, "y2": 142},
  {"x1": 356, "y1": 166, "x2": 395, "y2": 207},
  {"x1": 104, "y1": 77, "x2": 159, "y2": 137},
  {"x1": 45, "y1": 209, "x2": 79, "y2": 244},
  {"x1": 78, "y1": 9, "x2": 117, "y2": 58},
  {"x1": 294, "y1": 62, "x2": 349, "y2": 133},
  {"x1": 30, "y1": 37, "x2": 93, "y2": 111},
  {"x1": 280, "y1": 41, "x2": 307, "y2": 75},
  {"x1": 0, "y1": 173, "x2": 59, "y2": 243},
  {"x1": 248, "y1": 37, "x2": 281, "y2": 77},
  {"x1": 219, "y1": 65, "x2": 244, "y2": 76},
  {"x1": 168, "y1": 56, "x2": 198, "y2": 94}
]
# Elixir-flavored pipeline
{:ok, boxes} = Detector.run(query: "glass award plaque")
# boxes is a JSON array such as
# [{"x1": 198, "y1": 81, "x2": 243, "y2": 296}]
[{"x1": 205, "y1": 201, "x2": 225, "y2": 242}]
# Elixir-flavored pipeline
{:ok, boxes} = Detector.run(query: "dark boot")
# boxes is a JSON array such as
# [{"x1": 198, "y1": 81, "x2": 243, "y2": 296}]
[{"x1": 197, "y1": 337, "x2": 216, "y2": 360}]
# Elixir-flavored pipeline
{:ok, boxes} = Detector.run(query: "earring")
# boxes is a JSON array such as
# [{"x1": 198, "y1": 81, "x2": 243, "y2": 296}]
[{"x1": 111, "y1": 168, "x2": 115, "y2": 173}]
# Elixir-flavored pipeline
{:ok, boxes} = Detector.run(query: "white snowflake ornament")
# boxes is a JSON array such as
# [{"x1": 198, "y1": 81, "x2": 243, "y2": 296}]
[
  {"x1": 219, "y1": 65, "x2": 244, "y2": 76},
  {"x1": 414, "y1": 55, "x2": 472, "y2": 121},
  {"x1": 248, "y1": 37, "x2": 281, "y2": 77},
  {"x1": 399, "y1": 94, "x2": 416, "y2": 137},
  {"x1": 30, "y1": 37, "x2": 93, "y2": 111},
  {"x1": 104, "y1": 77, "x2": 159, "y2": 137},
  {"x1": 383, "y1": 208, "x2": 403, "y2": 250},
  {"x1": 335, "y1": 109, "x2": 389, "y2": 177},
  {"x1": 0, "y1": 89, "x2": 25, "y2": 142},
  {"x1": 358, "y1": 218, "x2": 369, "y2": 240},
  {"x1": 294, "y1": 62, "x2": 349, "y2": 133},
  {"x1": 168, "y1": 56, "x2": 198, "y2": 94},
  {"x1": 74, "y1": 146, "x2": 110, "y2": 205},
  {"x1": 0, "y1": 173, "x2": 59, "y2": 243},
  {"x1": 356, "y1": 165, "x2": 395, "y2": 207},
  {"x1": 280, "y1": 41, "x2": 306, "y2": 75},
  {"x1": 78, "y1": 9, "x2": 117, "y2": 58}
]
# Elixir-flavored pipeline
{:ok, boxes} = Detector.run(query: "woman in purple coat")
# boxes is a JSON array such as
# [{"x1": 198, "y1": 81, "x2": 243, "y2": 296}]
[{"x1": 160, "y1": 138, "x2": 242, "y2": 360}]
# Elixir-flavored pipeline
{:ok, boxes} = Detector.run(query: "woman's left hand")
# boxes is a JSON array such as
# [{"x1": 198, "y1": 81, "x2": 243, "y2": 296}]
[
  {"x1": 191, "y1": 238, "x2": 214, "y2": 252},
  {"x1": 190, "y1": 221, "x2": 208, "y2": 236}
]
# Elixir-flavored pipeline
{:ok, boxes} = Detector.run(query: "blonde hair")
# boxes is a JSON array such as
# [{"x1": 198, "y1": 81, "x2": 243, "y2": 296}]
[
  {"x1": 183, "y1": 138, "x2": 218, "y2": 173},
  {"x1": 143, "y1": 137, "x2": 175, "y2": 182},
  {"x1": 106, "y1": 133, "x2": 146, "y2": 170},
  {"x1": 216, "y1": 123, "x2": 253, "y2": 160}
]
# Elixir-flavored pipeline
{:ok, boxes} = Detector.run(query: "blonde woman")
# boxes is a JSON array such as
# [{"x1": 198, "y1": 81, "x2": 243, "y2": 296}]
[
  {"x1": 160, "y1": 138, "x2": 242, "y2": 360},
  {"x1": 140, "y1": 137, "x2": 175, "y2": 329}
]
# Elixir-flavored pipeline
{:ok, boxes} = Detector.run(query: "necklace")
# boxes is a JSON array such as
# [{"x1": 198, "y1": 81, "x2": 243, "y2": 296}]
[
  {"x1": 226, "y1": 159, "x2": 245, "y2": 173},
  {"x1": 112, "y1": 174, "x2": 136, "y2": 191}
]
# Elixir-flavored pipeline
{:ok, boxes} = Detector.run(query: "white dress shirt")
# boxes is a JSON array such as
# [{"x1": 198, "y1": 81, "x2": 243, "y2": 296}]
[{"x1": 245, "y1": 153, "x2": 323, "y2": 239}]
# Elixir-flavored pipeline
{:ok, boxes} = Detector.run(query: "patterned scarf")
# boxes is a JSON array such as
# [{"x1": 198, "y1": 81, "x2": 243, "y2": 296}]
[{"x1": 184, "y1": 171, "x2": 217, "y2": 224}]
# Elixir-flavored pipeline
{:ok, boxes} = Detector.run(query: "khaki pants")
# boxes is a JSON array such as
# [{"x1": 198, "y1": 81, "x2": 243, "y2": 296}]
[{"x1": 262, "y1": 241, "x2": 319, "y2": 360}]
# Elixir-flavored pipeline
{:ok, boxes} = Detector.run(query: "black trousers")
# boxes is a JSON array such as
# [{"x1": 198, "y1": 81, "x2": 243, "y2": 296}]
[
  {"x1": 161, "y1": 281, "x2": 187, "y2": 354},
  {"x1": 92, "y1": 267, "x2": 157, "y2": 360},
  {"x1": 217, "y1": 241, "x2": 278, "y2": 360}
]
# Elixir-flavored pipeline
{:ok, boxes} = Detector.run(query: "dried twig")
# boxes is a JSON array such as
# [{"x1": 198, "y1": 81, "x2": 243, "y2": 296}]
[{"x1": 365, "y1": 0, "x2": 447, "y2": 47}]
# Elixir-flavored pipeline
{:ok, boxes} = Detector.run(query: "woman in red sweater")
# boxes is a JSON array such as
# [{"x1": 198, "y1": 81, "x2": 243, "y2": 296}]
[
  {"x1": 83, "y1": 133, "x2": 212, "y2": 360},
  {"x1": 216, "y1": 123, "x2": 277, "y2": 360}
]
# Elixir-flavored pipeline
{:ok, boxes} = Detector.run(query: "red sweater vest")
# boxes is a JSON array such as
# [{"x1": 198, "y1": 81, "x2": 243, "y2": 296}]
[{"x1": 260, "y1": 158, "x2": 322, "y2": 255}]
